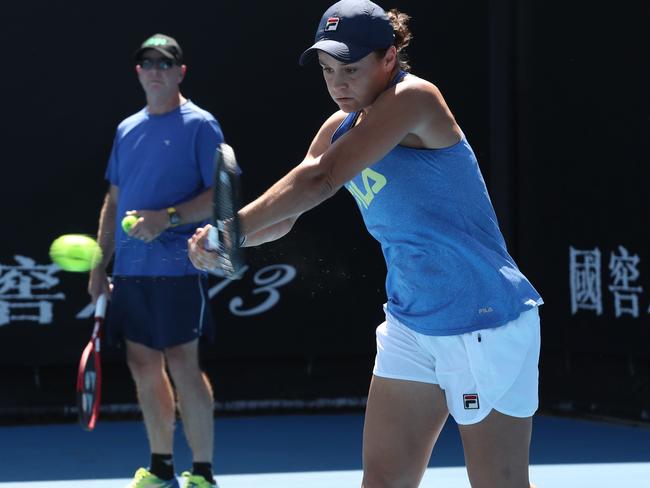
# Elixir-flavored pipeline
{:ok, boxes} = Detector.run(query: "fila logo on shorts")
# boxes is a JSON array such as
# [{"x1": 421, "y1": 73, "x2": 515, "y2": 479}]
[
  {"x1": 325, "y1": 17, "x2": 340, "y2": 31},
  {"x1": 463, "y1": 393, "x2": 480, "y2": 409}
]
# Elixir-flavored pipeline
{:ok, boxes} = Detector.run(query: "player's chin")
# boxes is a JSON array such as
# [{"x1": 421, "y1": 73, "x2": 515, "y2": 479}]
[
  {"x1": 334, "y1": 98, "x2": 360, "y2": 112},
  {"x1": 145, "y1": 82, "x2": 165, "y2": 91}
]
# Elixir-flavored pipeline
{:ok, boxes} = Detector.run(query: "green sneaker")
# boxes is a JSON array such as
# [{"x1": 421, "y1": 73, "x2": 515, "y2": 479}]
[
  {"x1": 180, "y1": 471, "x2": 219, "y2": 488},
  {"x1": 125, "y1": 467, "x2": 180, "y2": 488}
]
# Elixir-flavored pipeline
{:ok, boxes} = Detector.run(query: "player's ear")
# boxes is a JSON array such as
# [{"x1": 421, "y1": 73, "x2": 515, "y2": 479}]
[
  {"x1": 383, "y1": 46, "x2": 397, "y2": 70},
  {"x1": 179, "y1": 64, "x2": 187, "y2": 82}
]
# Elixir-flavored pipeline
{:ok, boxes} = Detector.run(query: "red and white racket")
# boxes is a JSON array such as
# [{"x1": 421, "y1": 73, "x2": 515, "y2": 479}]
[{"x1": 76, "y1": 293, "x2": 107, "y2": 431}]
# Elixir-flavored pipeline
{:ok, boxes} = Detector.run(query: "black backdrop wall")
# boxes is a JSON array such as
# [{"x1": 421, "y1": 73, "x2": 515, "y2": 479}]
[
  {"x1": 515, "y1": 1, "x2": 650, "y2": 424},
  {"x1": 0, "y1": 1, "x2": 647, "y2": 425}
]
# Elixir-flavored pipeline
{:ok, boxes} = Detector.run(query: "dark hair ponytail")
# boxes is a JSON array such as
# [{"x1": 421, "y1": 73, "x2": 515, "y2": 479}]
[{"x1": 387, "y1": 9, "x2": 413, "y2": 71}]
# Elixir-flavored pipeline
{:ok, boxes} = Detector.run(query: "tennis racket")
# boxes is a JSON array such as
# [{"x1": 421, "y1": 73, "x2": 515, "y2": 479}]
[
  {"x1": 207, "y1": 143, "x2": 245, "y2": 278},
  {"x1": 76, "y1": 293, "x2": 107, "y2": 431}
]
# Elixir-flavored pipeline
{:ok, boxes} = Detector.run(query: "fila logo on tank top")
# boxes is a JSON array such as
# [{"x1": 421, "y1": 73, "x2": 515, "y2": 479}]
[{"x1": 345, "y1": 168, "x2": 387, "y2": 209}]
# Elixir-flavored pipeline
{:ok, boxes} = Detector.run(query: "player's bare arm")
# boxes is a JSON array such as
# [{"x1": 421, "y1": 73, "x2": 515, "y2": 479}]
[
  {"x1": 238, "y1": 83, "x2": 454, "y2": 237},
  {"x1": 88, "y1": 185, "x2": 118, "y2": 303}
]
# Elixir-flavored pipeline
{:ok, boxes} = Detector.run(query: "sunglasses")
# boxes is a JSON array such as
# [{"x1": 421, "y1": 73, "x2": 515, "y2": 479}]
[{"x1": 138, "y1": 58, "x2": 177, "y2": 71}]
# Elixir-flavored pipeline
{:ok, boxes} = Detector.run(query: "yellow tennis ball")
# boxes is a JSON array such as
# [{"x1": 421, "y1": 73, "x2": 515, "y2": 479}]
[
  {"x1": 49, "y1": 234, "x2": 103, "y2": 272},
  {"x1": 121, "y1": 214, "x2": 138, "y2": 233}
]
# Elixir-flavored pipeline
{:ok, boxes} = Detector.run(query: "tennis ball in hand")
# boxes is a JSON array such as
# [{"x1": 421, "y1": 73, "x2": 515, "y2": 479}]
[
  {"x1": 49, "y1": 234, "x2": 103, "y2": 272},
  {"x1": 121, "y1": 214, "x2": 138, "y2": 233}
]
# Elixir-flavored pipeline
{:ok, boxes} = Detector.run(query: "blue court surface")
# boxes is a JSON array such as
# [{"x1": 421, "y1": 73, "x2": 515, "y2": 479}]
[{"x1": 0, "y1": 413, "x2": 648, "y2": 487}]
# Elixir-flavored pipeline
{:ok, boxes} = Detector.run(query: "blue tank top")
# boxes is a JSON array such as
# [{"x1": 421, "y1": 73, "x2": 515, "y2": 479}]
[{"x1": 332, "y1": 77, "x2": 542, "y2": 335}]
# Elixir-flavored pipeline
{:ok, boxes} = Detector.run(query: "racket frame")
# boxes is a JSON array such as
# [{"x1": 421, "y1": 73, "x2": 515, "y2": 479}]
[
  {"x1": 76, "y1": 293, "x2": 107, "y2": 431},
  {"x1": 207, "y1": 143, "x2": 245, "y2": 278}
]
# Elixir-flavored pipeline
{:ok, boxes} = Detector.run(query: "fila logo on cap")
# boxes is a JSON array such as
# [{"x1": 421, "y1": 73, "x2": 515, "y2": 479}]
[
  {"x1": 463, "y1": 393, "x2": 480, "y2": 410},
  {"x1": 325, "y1": 17, "x2": 340, "y2": 31}
]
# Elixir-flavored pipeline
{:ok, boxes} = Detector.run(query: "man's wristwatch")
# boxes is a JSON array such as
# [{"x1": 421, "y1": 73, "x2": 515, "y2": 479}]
[{"x1": 167, "y1": 207, "x2": 181, "y2": 227}]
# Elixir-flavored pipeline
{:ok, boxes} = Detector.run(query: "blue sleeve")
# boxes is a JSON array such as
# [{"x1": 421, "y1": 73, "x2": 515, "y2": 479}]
[
  {"x1": 195, "y1": 118, "x2": 225, "y2": 189},
  {"x1": 104, "y1": 132, "x2": 120, "y2": 186}
]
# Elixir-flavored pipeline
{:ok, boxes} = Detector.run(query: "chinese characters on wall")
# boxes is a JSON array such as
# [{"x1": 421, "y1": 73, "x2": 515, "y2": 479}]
[
  {"x1": 1, "y1": 256, "x2": 297, "y2": 327},
  {"x1": 570, "y1": 246, "x2": 646, "y2": 318},
  {"x1": 0, "y1": 256, "x2": 64, "y2": 326}
]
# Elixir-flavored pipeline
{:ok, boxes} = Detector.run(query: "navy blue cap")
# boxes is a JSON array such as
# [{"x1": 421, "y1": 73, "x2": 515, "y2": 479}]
[{"x1": 299, "y1": 0, "x2": 394, "y2": 65}]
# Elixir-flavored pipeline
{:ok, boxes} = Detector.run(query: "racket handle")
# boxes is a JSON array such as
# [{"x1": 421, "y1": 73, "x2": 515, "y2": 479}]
[
  {"x1": 95, "y1": 293, "x2": 108, "y2": 319},
  {"x1": 207, "y1": 226, "x2": 219, "y2": 251}
]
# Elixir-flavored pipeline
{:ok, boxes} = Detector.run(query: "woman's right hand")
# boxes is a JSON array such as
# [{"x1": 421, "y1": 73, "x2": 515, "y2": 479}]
[{"x1": 188, "y1": 224, "x2": 224, "y2": 272}]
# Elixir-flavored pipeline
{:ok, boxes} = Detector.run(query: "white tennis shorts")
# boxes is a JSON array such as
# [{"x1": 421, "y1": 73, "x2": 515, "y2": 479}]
[{"x1": 373, "y1": 307, "x2": 541, "y2": 425}]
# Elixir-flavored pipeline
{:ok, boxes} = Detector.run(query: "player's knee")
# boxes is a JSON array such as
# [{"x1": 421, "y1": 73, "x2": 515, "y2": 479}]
[
  {"x1": 165, "y1": 354, "x2": 200, "y2": 381},
  {"x1": 362, "y1": 466, "x2": 421, "y2": 488},
  {"x1": 362, "y1": 477, "x2": 418, "y2": 488},
  {"x1": 126, "y1": 353, "x2": 162, "y2": 381},
  {"x1": 466, "y1": 466, "x2": 531, "y2": 488}
]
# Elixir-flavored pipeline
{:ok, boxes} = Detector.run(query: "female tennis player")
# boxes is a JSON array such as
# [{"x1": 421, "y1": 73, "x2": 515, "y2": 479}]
[{"x1": 189, "y1": 1, "x2": 542, "y2": 486}]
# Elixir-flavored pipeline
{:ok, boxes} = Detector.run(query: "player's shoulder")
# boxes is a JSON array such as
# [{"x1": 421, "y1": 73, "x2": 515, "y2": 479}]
[
  {"x1": 115, "y1": 107, "x2": 148, "y2": 135},
  {"x1": 306, "y1": 111, "x2": 349, "y2": 158},
  {"x1": 322, "y1": 110, "x2": 349, "y2": 132},
  {"x1": 315, "y1": 110, "x2": 349, "y2": 143},
  {"x1": 180, "y1": 100, "x2": 220, "y2": 124},
  {"x1": 392, "y1": 73, "x2": 440, "y2": 98},
  {"x1": 376, "y1": 73, "x2": 451, "y2": 126},
  {"x1": 391, "y1": 74, "x2": 446, "y2": 108}
]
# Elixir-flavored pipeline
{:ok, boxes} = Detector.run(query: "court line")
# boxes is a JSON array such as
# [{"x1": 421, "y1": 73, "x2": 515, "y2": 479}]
[{"x1": 1, "y1": 463, "x2": 648, "y2": 488}]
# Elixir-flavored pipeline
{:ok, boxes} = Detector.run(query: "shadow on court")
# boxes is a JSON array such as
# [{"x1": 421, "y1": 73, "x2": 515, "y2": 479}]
[{"x1": 0, "y1": 413, "x2": 648, "y2": 482}]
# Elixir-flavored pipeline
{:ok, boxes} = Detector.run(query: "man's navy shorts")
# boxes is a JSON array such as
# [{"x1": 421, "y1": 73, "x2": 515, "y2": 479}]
[{"x1": 107, "y1": 274, "x2": 214, "y2": 350}]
